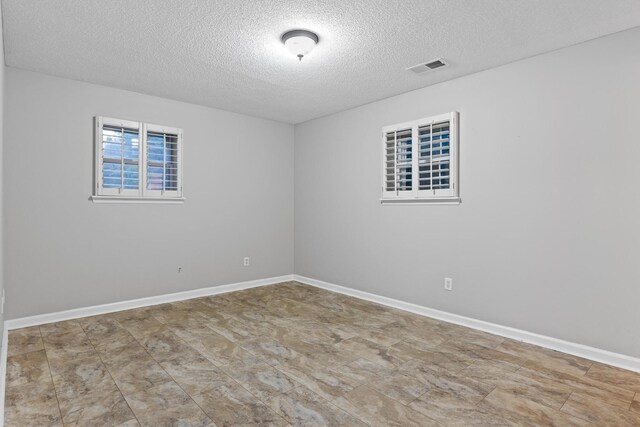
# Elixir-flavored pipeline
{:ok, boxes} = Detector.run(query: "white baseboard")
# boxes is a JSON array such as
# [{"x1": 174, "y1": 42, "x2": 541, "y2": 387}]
[
  {"x1": 294, "y1": 274, "x2": 640, "y2": 373},
  {"x1": 4, "y1": 275, "x2": 294, "y2": 331}
]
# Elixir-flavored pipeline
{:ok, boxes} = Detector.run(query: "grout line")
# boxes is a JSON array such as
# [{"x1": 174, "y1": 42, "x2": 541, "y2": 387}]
[
  {"x1": 38, "y1": 325, "x2": 65, "y2": 426},
  {"x1": 78, "y1": 318, "x2": 142, "y2": 427},
  {"x1": 584, "y1": 363, "x2": 594, "y2": 376},
  {"x1": 475, "y1": 385, "x2": 498, "y2": 407},
  {"x1": 557, "y1": 391, "x2": 602, "y2": 425},
  {"x1": 582, "y1": 361, "x2": 594, "y2": 376},
  {"x1": 559, "y1": 391, "x2": 573, "y2": 411}
]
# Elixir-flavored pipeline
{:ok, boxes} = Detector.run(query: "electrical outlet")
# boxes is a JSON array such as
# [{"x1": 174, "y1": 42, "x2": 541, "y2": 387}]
[
  {"x1": 444, "y1": 277, "x2": 453, "y2": 291},
  {"x1": 178, "y1": 266, "x2": 182, "y2": 273},
  {"x1": 243, "y1": 257, "x2": 250, "y2": 267}
]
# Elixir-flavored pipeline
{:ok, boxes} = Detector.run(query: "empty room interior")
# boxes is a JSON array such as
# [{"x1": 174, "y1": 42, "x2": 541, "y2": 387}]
[{"x1": 1, "y1": 0, "x2": 640, "y2": 426}]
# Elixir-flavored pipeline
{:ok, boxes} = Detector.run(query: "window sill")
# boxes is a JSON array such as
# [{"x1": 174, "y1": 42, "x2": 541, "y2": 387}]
[
  {"x1": 380, "y1": 197, "x2": 461, "y2": 205},
  {"x1": 90, "y1": 196, "x2": 185, "y2": 204}
]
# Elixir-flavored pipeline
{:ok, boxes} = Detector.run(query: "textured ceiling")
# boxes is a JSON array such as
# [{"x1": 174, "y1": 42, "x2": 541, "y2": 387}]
[{"x1": 3, "y1": 0, "x2": 640, "y2": 124}]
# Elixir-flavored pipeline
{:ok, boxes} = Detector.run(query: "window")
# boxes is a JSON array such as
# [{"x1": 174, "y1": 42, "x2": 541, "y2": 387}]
[
  {"x1": 93, "y1": 117, "x2": 183, "y2": 203},
  {"x1": 381, "y1": 112, "x2": 459, "y2": 204}
]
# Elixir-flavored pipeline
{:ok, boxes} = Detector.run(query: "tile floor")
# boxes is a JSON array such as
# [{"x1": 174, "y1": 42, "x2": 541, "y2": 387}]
[{"x1": 4, "y1": 281, "x2": 640, "y2": 426}]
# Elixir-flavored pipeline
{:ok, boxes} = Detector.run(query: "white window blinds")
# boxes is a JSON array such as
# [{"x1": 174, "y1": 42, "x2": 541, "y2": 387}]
[
  {"x1": 145, "y1": 125, "x2": 181, "y2": 196},
  {"x1": 384, "y1": 128, "x2": 413, "y2": 194},
  {"x1": 381, "y1": 112, "x2": 459, "y2": 203},
  {"x1": 102, "y1": 125, "x2": 140, "y2": 192},
  {"x1": 94, "y1": 117, "x2": 183, "y2": 201},
  {"x1": 418, "y1": 120, "x2": 451, "y2": 191}
]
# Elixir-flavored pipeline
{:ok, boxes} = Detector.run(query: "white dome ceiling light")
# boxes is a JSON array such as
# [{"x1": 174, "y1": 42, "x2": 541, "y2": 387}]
[{"x1": 281, "y1": 29, "x2": 319, "y2": 61}]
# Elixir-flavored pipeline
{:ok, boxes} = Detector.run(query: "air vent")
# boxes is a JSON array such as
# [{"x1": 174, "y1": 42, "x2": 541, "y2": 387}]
[{"x1": 407, "y1": 58, "x2": 447, "y2": 74}]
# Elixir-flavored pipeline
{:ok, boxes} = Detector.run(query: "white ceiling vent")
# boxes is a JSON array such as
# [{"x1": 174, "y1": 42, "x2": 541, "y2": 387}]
[{"x1": 407, "y1": 58, "x2": 447, "y2": 74}]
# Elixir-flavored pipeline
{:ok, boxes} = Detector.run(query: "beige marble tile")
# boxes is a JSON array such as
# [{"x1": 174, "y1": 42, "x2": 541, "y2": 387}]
[
  {"x1": 333, "y1": 385, "x2": 441, "y2": 427},
  {"x1": 108, "y1": 357, "x2": 173, "y2": 395},
  {"x1": 299, "y1": 341, "x2": 359, "y2": 367},
  {"x1": 56, "y1": 385, "x2": 134, "y2": 427},
  {"x1": 367, "y1": 370, "x2": 430, "y2": 405},
  {"x1": 379, "y1": 322, "x2": 448, "y2": 348},
  {"x1": 98, "y1": 337, "x2": 149, "y2": 366},
  {"x1": 281, "y1": 318, "x2": 358, "y2": 344},
  {"x1": 297, "y1": 294, "x2": 355, "y2": 315},
  {"x1": 389, "y1": 310, "x2": 441, "y2": 330},
  {"x1": 192, "y1": 380, "x2": 288, "y2": 426},
  {"x1": 333, "y1": 357, "x2": 396, "y2": 385},
  {"x1": 439, "y1": 339, "x2": 525, "y2": 367},
  {"x1": 479, "y1": 388, "x2": 590, "y2": 426},
  {"x1": 114, "y1": 419, "x2": 141, "y2": 427},
  {"x1": 463, "y1": 358, "x2": 522, "y2": 376},
  {"x1": 174, "y1": 324, "x2": 257, "y2": 367},
  {"x1": 205, "y1": 316, "x2": 257, "y2": 342},
  {"x1": 461, "y1": 362, "x2": 572, "y2": 409},
  {"x1": 7, "y1": 326, "x2": 44, "y2": 357},
  {"x1": 336, "y1": 310, "x2": 396, "y2": 330},
  {"x1": 6, "y1": 349, "x2": 50, "y2": 387},
  {"x1": 137, "y1": 327, "x2": 195, "y2": 360},
  {"x1": 389, "y1": 340, "x2": 472, "y2": 373},
  {"x1": 112, "y1": 309, "x2": 166, "y2": 340},
  {"x1": 198, "y1": 293, "x2": 244, "y2": 310},
  {"x1": 45, "y1": 347, "x2": 135, "y2": 426},
  {"x1": 561, "y1": 392, "x2": 640, "y2": 426},
  {"x1": 78, "y1": 315, "x2": 138, "y2": 353},
  {"x1": 401, "y1": 360, "x2": 493, "y2": 404},
  {"x1": 265, "y1": 322, "x2": 330, "y2": 347},
  {"x1": 40, "y1": 322, "x2": 97, "y2": 363},
  {"x1": 434, "y1": 323, "x2": 505, "y2": 349},
  {"x1": 43, "y1": 340, "x2": 97, "y2": 365},
  {"x1": 47, "y1": 354, "x2": 105, "y2": 386},
  {"x1": 355, "y1": 325, "x2": 405, "y2": 347},
  {"x1": 496, "y1": 339, "x2": 593, "y2": 376},
  {"x1": 586, "y1": 362, "x2": 640, "y2": 394},
  {"x1": 146, "y1": 302, "x2": 194, "y2": 324},
  {"x1": 274, "y1": 356, "x2": 360, "y2": 401},
  {"x1": 124, "y1": 380, "x2": 211, "y2": 427},
  {"x1": 631, "y1": 393, "x2": 640, "y2": 414},
  {"x1": 97, "y1": 338, "x2": 172, "y2": 395},
  {"x1": 269, "y1": 282, "x2": 325, "y2": 301},
  {"x1": 224, "y1": 358, "x2": 300, "y2": 401},
  {"x1": 239, "y1": 336, "x2": 302, "y2": 365},
  {"x1": 336, "y1": 337, "x2": 408, "y2": 369},
  {"x1": 266, "y1": 386, "x2": 368, "y2": 426},
  {"x1": 228, "y1": 306, "x2": 289, "y2": 327},
  {"x1": 5, "y1": 380, "x2": 63, "y2": 427},
  {"x1": 409, "y1": 389, "x2": 516, "y2": 427},
  {"x1": 39, "y1": 320, "x2": 85, "y2": 337},
  {"x1": 518, "y1": 363, "x2": 635, "y2": 406},
  {"x1": 156, "y1": 349, "x2": 228, "y2": 396}
]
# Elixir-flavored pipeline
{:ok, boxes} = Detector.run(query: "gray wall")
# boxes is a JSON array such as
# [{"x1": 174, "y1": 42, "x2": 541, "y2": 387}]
[
  {"x1": 294, "y1": 27, "x2": 640, "y2": 358},
  {"x1": 4, "y1": 68, "x2": 294, "y2": 319},
  {"x1": 0, "y1": 0, "x2": 5, "y2": 341}
]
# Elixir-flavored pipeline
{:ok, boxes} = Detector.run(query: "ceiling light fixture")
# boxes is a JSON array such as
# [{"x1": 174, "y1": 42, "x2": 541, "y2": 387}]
[{"x1": 282, "y1": 29, "x2": 319, "y2": 61}]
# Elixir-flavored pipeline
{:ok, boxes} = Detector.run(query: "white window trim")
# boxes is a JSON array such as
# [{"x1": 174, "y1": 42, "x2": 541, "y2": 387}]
[
  {"x1": 380, "y1": 112, "x2": 460, "y2": 205},
  {"x1": 89, "y1": 195, "x2": 186, "y2": 204},
  {"x1": 92, "y1": 116, "x2": 184, "y2": 204}
]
